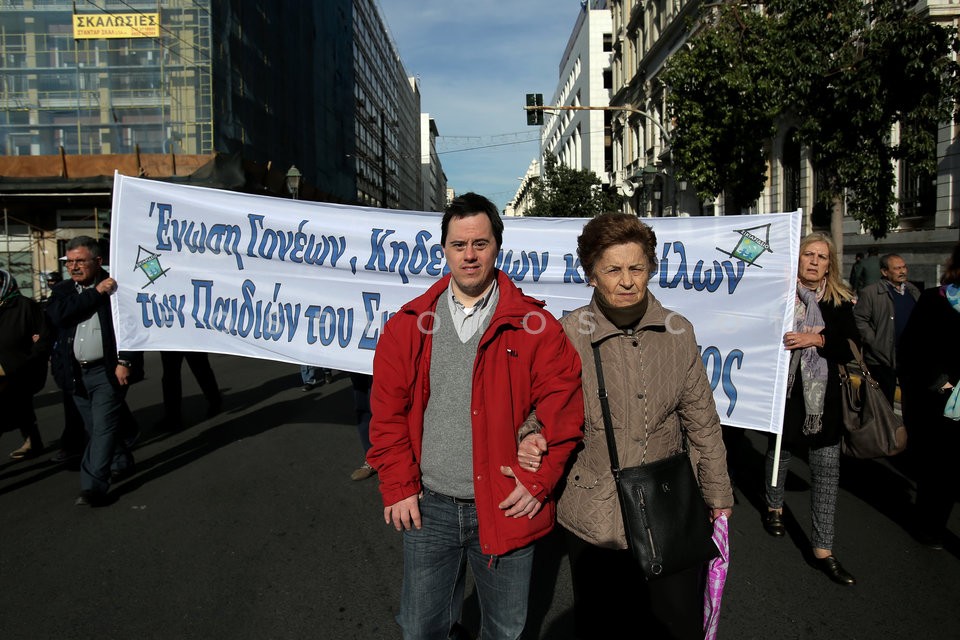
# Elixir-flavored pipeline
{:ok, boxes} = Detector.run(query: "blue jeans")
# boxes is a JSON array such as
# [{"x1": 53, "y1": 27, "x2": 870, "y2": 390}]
[
  {"x1": 73, "y1": 364, "x2": 132, "y2": 495},
  {"x1": 300, "y1": 365, "x2": 320, "y2": 384},
  {"x1": 398, "y1": 488, "x2": 534, "y2": 640},
  {"x1": 351, "y1": 373, "x2": 372, "y2": 454}
]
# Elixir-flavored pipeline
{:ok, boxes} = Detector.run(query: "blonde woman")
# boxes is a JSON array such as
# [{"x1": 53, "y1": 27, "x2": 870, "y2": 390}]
[{"x1": 763, "y1": 232, "x2": 861, "y2": 585}]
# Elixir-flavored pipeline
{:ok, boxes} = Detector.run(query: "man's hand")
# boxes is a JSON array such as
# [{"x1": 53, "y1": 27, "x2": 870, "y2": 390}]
[
  {"x1": 96, "y1": 277, "x2": 117, "y2": 296},
  {"x1": 517, "y1": 432, "x2": 547, "y2": 472},
  {"x1": 384, "y1": 494, "x2": 421, "y2": 531},
  {"x1": 115, "y1": 364, "x2": 131, "y2": 386},
  {"x1": 498, "y1": 466, "x2": 542, "y2": 519}
]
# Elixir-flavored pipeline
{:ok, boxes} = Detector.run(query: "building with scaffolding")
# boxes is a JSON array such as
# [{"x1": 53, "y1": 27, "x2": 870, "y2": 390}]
[{"x1": 0, "y1": 0, "x2": 429, "y2": 298}]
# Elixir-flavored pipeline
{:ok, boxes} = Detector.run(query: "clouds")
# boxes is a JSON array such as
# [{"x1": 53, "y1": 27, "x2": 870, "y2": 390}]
[{"x1": 377, "y1": 0, "x2": 583, "y2": 209}]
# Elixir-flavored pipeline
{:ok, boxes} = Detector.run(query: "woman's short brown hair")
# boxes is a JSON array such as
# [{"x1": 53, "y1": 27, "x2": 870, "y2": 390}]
[{"x1": 577, "y1": 214, "x2": 658, "y2": 280}]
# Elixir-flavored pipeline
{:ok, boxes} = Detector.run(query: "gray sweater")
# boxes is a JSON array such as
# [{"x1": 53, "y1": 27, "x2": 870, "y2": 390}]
[{"x1": 419, "y1": 298, "x2": 492, "y2": 498}]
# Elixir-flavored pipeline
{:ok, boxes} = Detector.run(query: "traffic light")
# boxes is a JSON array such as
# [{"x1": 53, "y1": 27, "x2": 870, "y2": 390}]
[{"x1": 526, "y1": 93, "x2": 544, "y2": 126}]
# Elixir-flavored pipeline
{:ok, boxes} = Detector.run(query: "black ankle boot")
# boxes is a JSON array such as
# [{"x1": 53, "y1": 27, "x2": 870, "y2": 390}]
[{"x1": 762, "y1": 509, "x2": 785, "y2": 537}]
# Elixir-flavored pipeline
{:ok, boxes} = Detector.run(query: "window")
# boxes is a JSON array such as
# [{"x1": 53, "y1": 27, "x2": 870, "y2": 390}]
[
  {"x1": 782, "y1": 129, "x2": 801, "y2": 212},
  {"x1": 899, "y1": 124, "x2": 937, "y2": 222},
  {"x1": 900, "y1": 161, "x2": 936, "y2": 220}
]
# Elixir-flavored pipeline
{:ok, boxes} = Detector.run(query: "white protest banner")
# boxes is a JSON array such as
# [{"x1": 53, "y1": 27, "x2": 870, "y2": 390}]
[{"x1": 110, "y1": 173, "x2": 800, "y2": 434}]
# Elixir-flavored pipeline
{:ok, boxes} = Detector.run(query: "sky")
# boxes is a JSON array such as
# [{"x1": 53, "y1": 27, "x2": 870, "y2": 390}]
[{"x1": 376, "y1": 1, "x2": 586, "y2": 211}]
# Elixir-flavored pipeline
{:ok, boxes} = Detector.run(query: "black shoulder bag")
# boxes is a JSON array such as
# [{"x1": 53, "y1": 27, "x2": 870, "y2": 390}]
[{"x1": 593, "y1": 344, "x2": 718, "y2": 579}]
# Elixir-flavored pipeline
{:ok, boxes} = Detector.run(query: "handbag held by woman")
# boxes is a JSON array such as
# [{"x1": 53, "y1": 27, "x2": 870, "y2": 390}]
[
  {"x1": 593, "y1": 346, "x2": 718, "y2": 579},
  {"x1": 944, "y1": 384, "x2": 960, "y2": 421},
  {"x1": 838, "y1": 339, "x2": 907, "y2": 458}
]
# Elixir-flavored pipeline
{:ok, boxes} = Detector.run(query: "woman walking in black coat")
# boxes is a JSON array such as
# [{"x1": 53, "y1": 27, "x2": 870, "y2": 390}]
[
  {"x1": 0, "y1": 269, "x2": 49, "y2": 459},
  {"x1": 762, "y1": 233, "x2": 860, "y2": 585},
  {"x1": 898, "y1": 242, "x2": 960, "y2": 549}
]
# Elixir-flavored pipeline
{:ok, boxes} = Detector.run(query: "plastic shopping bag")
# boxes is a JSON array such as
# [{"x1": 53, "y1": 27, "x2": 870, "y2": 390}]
[{"x1": 703, "y1": 513, "x2": 730, "y2": 640}]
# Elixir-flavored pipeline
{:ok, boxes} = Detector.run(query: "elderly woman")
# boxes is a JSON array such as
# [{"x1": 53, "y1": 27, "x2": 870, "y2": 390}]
[
  {"x1": 0, "y1": 269, "x2": 48, "y2": 459},
  {"x1": 763, "y1": 232, "x2": 859, "y2": 586},
  {"x1": 543, "y1": 214, "x2": 732, "y2": 639}
]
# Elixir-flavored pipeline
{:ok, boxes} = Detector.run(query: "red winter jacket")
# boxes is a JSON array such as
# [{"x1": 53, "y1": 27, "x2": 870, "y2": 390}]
[{"x1": 367, "y1": 270, "x2": 584, "y2": 556}]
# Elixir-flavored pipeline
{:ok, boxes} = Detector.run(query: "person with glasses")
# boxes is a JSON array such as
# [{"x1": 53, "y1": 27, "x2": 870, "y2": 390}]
[{"x1": 46, "y1": 236, "x2": 143, "y2": 507}]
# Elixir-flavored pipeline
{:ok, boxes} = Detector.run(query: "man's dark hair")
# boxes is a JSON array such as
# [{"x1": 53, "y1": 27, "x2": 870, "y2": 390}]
[
  {"x1": 855, "y1": 252, "x2": 864, "y2": 260},
  {"x1": 65, "y1": 235, "x2": 102, "y2": 258},
  {"x1": 867, "y1": 246, "x2": 879, "y2": 256},
  {"x1": 441, "y1": 192, "x2": 504, "y2": 249},
  {"x1": 879, "y1": 253, "x2": 902, "y2": 271}
]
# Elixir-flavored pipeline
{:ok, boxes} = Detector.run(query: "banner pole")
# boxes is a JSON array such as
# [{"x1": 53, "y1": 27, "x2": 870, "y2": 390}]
[{"x1": 770, "y1": 431, "x2": 782, "y2": 486}]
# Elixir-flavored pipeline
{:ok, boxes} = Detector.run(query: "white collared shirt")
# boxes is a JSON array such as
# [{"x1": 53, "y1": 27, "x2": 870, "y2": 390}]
[
  {"x1": 445, "y1": 279, "x2": 499, "y2": 343},
  {"x1": 72, "y1": 282, "x2": 105, "y2": 362}
]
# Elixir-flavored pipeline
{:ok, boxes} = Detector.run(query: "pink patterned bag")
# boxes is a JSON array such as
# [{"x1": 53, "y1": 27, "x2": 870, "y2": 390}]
[{"x1": 703, "y1": 514, "x2": 730, "y2": 640}]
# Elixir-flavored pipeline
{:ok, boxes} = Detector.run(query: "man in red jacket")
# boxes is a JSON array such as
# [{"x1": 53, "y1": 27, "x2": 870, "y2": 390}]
[{"x1": 368, "y1": 192, "x2": 583, "y2": 639}]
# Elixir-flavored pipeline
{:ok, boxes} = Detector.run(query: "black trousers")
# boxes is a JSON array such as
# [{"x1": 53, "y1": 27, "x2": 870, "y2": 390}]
[
  {"x1": 160, "y1": 351, "x2": 220, "y2": 418},
  {"x1": 58, "y1": 389, "x2": 86, "y2": 451},
  {"x1": 2, "y1": 387, "x2": 42, "y2": 447},
  {"x1": 914, "y1": 416, "x2": 960, "y2": 537},
  {"x1": 564, "y1": 528, "x2": 705, "y2": 640},
  {"x1": 869, "y1": 362, "x2": 898, "y2": 405}
]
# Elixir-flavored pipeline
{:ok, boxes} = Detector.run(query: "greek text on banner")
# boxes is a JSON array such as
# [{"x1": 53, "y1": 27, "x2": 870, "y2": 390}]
[{"x1": 110, "y1": 173, "x2": 800, "y2": 434}]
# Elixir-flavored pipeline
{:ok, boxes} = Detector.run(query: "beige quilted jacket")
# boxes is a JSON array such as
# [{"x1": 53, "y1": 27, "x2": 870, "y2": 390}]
[{"x1": 556, "y1": 293, "x2": 733, "y2": 549}]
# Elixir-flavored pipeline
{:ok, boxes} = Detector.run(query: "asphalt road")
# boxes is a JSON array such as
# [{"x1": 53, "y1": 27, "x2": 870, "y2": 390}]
[{"x1": 1, "y1": 352, "x2": 957, "y2": 639}]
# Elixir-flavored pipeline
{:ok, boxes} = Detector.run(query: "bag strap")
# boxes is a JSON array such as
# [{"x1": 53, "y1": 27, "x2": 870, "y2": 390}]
[
  {"x1": 840, "y1": 337, "x2": 879, "y2": 386},
  {"x1": 592, "y1": 343, "x2": 623, "y2": 479},
  {"x1": 846, "y1": 338, "x2": 869, "y2": 375}
]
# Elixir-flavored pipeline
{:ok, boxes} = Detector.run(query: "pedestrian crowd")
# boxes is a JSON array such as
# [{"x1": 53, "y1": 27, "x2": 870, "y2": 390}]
[
  {"x1": 1, "y1": 196, "x2": 958, "y2": 639},
  {"x1": 1, "y1": 235, "x2": 377, "y2": 502}
]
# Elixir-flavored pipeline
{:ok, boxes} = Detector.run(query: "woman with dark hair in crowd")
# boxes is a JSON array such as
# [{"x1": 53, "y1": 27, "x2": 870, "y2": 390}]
[
  {"x1": 763, "y1": 232, "x2": 860, "y2": 585},
  {"x1": 898, "y1": 242, "x2": 960, "y2": 549},
  {"x1": 0, "y1": 269, "x2": 49, "y2": 459}
]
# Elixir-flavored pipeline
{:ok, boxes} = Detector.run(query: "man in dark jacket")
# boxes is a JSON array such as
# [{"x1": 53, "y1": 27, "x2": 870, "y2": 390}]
[
  {"x1": 47, "y1": 236, "x2": 143, "y2": 506},
  {"x1": 854, "y1": 253, "x2": 920, "y2": 402}
]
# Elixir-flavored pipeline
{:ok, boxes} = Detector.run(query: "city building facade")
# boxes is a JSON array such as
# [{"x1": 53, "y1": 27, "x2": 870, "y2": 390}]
[
  {"x1": 352, "y1": 0, "x2": 421, "y2": 210},
  {"x1": 0, "y1": 0, "x2": 432, "y2": 296},
  {"x1": 505, "y1": 158, "x2": 540, "y2": 217},
  {"x1": 541, "y1": 0, "x2": 613, "y2": 182},
  {"x1": 419, "y1": 113, "x2": 447, "y2": 212},
  {"x1": 608, "y1": 0, "x2": 959, "y2": 285},
  {"x1": 508, "y1": 1, "x2": 614, "y2": 218}
]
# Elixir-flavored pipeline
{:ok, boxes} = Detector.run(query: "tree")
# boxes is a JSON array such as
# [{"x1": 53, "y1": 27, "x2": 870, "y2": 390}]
[
  {"x1": 662, "y1": 0, "x2": 960, "y2": 237},
  {"x1": 660, "y1": 6, "x2": 780, "y2": 213},
  {"x1": 525, "y1": 154, "x2": 623, "y2": 217}
]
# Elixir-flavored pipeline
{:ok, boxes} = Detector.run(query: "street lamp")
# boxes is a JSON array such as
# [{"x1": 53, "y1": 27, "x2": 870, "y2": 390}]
[
  {"x1": 641, "y1": 163, "x2": 659, "y2": 187},
  {"x1": 637, "y1": 163, "x2": 660, "y2": 216},
  {"x1": 286, "y1": 165, "x2": 302, "y2": 200}
]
